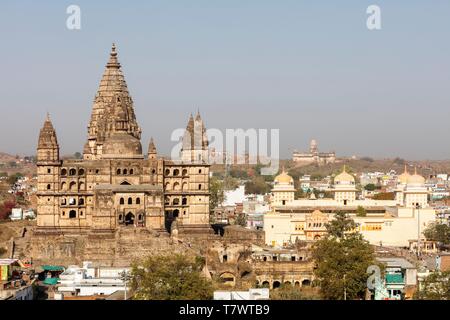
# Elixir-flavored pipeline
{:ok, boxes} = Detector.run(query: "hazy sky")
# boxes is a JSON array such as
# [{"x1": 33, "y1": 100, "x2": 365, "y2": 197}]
[{"x1": 1, "y1": 1, "x2": 450, "y2": 160}]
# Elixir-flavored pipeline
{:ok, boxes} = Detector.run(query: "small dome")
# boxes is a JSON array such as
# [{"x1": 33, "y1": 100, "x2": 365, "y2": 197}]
[
  {"x1": 334, "y1": 166, "x2": 355, "y2": 184},
  {"x1": 398, "y1": 165, "x2": 410, "y2": 184},
  {"x1": 102, "y1": 132, "x2": 143, "y2": 159},
  {"x1": 408, "y1": 167, "x2": 425, "y2": 185},
  {"x1": 274, "y1": 169, "x2": 294, "y2": 185}
]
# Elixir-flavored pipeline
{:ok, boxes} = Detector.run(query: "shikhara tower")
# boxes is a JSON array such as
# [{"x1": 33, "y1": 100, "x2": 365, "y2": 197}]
[{"x1": 36, "y1": 44, "x2": 211, "y2": 235}]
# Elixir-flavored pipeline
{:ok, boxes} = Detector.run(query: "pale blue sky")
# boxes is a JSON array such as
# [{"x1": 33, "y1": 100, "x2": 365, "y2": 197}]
[{"x1": 1, "y1": 1, "x2": 450, "y2": 159}]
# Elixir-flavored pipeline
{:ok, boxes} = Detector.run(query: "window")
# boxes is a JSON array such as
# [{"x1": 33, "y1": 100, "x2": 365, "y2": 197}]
[
  {"x1": 69, "y1": 198, "x2": 76, "y2": 205},
  {"x1": 173, "y1": 169, "x2": 179, "y2": 176},
  {"x1": 198, "y1": 184, "x2": 202, "y2": 190},
  {"x1": 47, "y1": 184, "x2": 51, "y2": 190},
  {"x1": 123, "y1": 169, "x2": 127, "y2": 175},
  {"x1": 199, "y1": 169, "x2": 202, "y2": 174},
  {"x1": 130, "y1": 169, "x2": 134, "y2": 175},
  {"x1": 182, "y1": 169, "x2": 187, "y2": 176},
  {"x1": 152, "y1": 169, "x2": 156, "y2": 174},
  {"x1": 47, "y1": 168, "x2": 51, "y2": 174},
  {"x1": 78, "y1": 169, "x2": 85, "y2": 175},
  {"x1": 69, "y1": 210, "x2": 76, "y2": 218},
  {"x1": 120, "y1": 198, "x2": 125, "y2": 205},
  {"x1": 165, "y1": 169, "x2": 170, "y2": 176},
  {"x1": 69, "y1": 168, "x2": 76, "y2": 176},
  {"x1": 96, "y1": 169, "x2": 99, "y2": 174},
  {"x1": 128, "y1": 197, "x2": 132, "y2": 205},
  {"x1": 182, "y1": 198, "x2": 187, "y2": 205},
  {"x1": 173, "y1": 198, "x2": 179, "y2": 205},
  {"x1": 61, "y1": 168, "x2": 67, "y2": 175},
  {"x1": 79, "y1": 198, "x2": 85, "y2": 205},
  {"x1": 117, "y1": 169, "x2": 121, "y2": 175},
  {"x1": 136, "y1": 198, "x2": 141, "y2": 205},
  {"x1": 61, "y1": 198, "x2": 67, "y2": 205},
  {"x1": 80, "y1": 211, "x2": 83, "y2": 216}
]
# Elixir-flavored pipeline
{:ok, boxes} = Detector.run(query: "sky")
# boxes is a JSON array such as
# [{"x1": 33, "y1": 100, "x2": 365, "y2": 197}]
[{"x1": 0, "y1": 0, "x2": 450, "y2": 160}]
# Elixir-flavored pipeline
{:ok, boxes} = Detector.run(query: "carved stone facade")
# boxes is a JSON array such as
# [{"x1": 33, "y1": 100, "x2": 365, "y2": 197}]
[{"x1": 36, "y1": 44, "x2": 211, "y2": 235}]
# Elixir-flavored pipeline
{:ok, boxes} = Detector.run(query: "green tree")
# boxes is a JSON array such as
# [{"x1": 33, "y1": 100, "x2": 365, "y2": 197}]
[
  {"x1": 312, "y1": 211, "x2": 376, "y2": 300},
  {"x1": 7, "y1": 173, "x2": 22, "y2": 186},
  {"x1": 271, "y1": 284, "x2": 320, "y2": 300},
  {"x1": 423, "y1": 222, "x2": 450, "y2": 245},
  {"x1": 356, "y1": 206, "x2": 367, "y2": 217},
  {"x1": 244, "y1": 176, "x2": 271, "y2": 195},
  {"x1": 364, "y1": 184, "x2": 376, "y2": 191},
  {"x1": 235, "y1": 213, "x2": 247, "y2": 227},
  {"x1": 74, "y1": 152, "x2": 82, "y2": 159},
  {"x1": 415, "y1": 271, "x2": 450, "y2": 300},
  {"x1": 130, "y1": 254, "x2": 214, "y2": 300},
  {"x1": 209, "y1": 176, "x2": 225, "y2": 212}
]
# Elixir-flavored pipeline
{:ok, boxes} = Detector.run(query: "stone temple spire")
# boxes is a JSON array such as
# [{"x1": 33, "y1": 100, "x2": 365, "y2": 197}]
[
  {"x1": 37, "y1": 113, "x2": 60, "y2": 163},
  {"x1": 84, "y1": 43, "x2": 142, "y2": 160},
  {"x1": 180, "y1": 112, "x2": 209, "y2": 163},
  {"x1": 148, "y1": 137, "x2": 157, "y2": 160}
]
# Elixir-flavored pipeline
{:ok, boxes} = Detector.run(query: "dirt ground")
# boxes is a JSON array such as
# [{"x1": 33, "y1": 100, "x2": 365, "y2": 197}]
[{"x1": 0, "y1": 220, "x2": 36, "y2": 257}]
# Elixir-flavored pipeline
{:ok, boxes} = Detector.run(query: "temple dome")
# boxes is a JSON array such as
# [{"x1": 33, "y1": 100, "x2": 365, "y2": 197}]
[
  {"x1": 102, "y1": 132, "x2": 143, "y2": 159},
  {"x1": 408, "y1": 168, "x2": 425, "y2": 185},
  {"x1": 334, "y1": 166, "x2": 355, "y2": 184},
  {"x1": 398, "y1": 165, "x2": 410, "y2": 184},
  {"x1": 274, "y1": 169, "x2": 294, "y2": 185}
]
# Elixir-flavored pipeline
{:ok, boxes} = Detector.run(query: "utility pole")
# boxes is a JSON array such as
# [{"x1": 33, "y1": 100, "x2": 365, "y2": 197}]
[
  {"x1": 343, "y1": 274, "x2": 347, "y2": 300},
  {"x1": 120, "y1": 270, "x2": 131, "y2": 300},
  {"x1": 416, "y1": 203, "x2": 421, "y2": 258}
]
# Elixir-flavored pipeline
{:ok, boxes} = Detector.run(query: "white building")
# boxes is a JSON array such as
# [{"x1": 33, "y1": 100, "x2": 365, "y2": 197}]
[
  {"x1": 55, "y1": 261, "x2": 130, "y2": 299},
  {"x1": 264, "y1": 166, "x2": 436, "y2": 247}
]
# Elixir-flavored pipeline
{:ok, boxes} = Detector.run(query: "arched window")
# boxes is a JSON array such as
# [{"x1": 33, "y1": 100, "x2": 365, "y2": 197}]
[
  {"x1": 152, "y1": 169, "x2": 156, "y2": 174},
  {"x1": 182, "y1": 197, "x2": 187, "y2": 205},
  {"x1": 130, "y1": 169, "x2": 134, "y2": 175},
  {"x1": 182, "y1": 182, "x2": 188, "y2": 191},
  {"x1": 61, "y1": 198, "x2": 67, "y2": 205},
  {"x1": 117, "y1": 169, "x2": 121, "y2": 175},
  {"x1": 128, "y1": 197, "x2": 132, "y2": 205},
  {"x1": 136, "y1": 198, "x2": 141, "y2": 205},
  {"x1": 47, "y1": 184, "x2": 51, "y2": 190},
  {"x1": 61, "y1": 168, "x2": 67, "y2": 176},
  {"x1": 120, "y1": 198, "x2": 125, "y2": 205},
  {"x1": 199, "y1": 169, "x2": 202, "y2": 174},
  {"x1": 69, "y1": 168, "x2": 76, "y2": 176},
  {"x1": 182, "y1": 169, "x2": 187, "y2": 176},
  {"x1": 138, "y1": 214, "x2": 143, "y2": 221},
  {"x1": 123, "y1": 169, "x2": 128, "y2": 175},
  {"x1": 69, "y1": 210, "x2": 76, "y2": 219},
  {"x1": 173, "y1": 169, "x2": 179, "y2": 176},
  {"x1": 198, "y1": 184, "x2": 202, "y2": 190},
  {"x1": 79, "y1": 198, "x2": 85, "y2": 205},
  {"x1": 61, "y1": 182, "x2": 67, "y2": 190},
  {"x1": 173, "y1": 198, "x2": 179, "y2": 205},
  {"x1": 173, "y1": 182, "x2": 180, "y2": 191},
  {"x1": 78, "y1": 169, "x2": 85, "y2": 175},
  {"x1": 69, "y1": 181, "x2": 77, "y2": 191},
  {"x1": 165, "y1": 169, "x2": 170, "y2": 176},
  {"x1": 79, "y1": 182, "x2": 85, "y2": 190},
  {"x1": 165, "y1": 182, "x2": 171, "y2": 190}
]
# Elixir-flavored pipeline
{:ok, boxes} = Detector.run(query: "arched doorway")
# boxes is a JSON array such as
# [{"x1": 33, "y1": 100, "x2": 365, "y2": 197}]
[
  {"x1": 125, "y1": 212, "x2": 135, "y2": 226},
  {"x1": 273, "y1": 281, "x2": 281, "y2": 289},
  {"x1": 302, "y1": 279, "x2": 311, "y2": 287},
  {"x1": 262, "y1": 281, "x2": 270, "y2": 288}
]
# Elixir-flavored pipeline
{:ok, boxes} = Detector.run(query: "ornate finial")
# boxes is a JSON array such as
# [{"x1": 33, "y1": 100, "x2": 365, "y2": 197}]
[
  {"x1": 46, "y1": 112, "x2": 50, "y2": 121},
  {"x1": 111, "y1": 43, "x2": 117, "y2": 55}
]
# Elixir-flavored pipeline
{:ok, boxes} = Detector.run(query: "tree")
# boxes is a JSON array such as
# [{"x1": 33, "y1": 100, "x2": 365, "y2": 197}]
[
  {"x1": 130, "y1": 254, "x2": 214, "y2": 300},
  {"x1": 271, "y1": 284, "x2": 320, "y2": 300},
  {"x1": 235, "y1": 213, "x2": 247, "y2": 227},
  {"x1": 364, "y1": 184, "x2": 376, "y2": 191},
  {"x1": 356, "y1": 206, "x2": 367, "y2": 217},
  {"x1": 415, "y1": 271, "x2": 450, "y2": 300},
  {"x1": 244, "y1": 176, "x2": 271, "y2": 195},
  {"x1": 74, "y1": 152, "x2": 82, "y2": 159},
  {"x1": 7, "y1": 173, "x2": 22, "y2": 186},
  {"x1": 0, "y1": 199, "x2": 16, "y2": 220},
  {"x1": 209, "y1": 176, "x2": 225, "y2": 212},
  {"x1": 424, "y1": 222, "x2": 450, "y2": 245},
  {"x1": 312, "y1": 211, "x2": 376, "y2": 300}
]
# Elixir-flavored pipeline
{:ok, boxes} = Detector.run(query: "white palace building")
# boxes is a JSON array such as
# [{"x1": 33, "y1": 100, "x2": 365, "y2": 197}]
[{"x1": 264, "y1": 166, "x2": 436, "y2": 247}]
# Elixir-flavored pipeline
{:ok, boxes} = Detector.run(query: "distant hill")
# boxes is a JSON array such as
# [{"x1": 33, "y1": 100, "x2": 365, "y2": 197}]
[{"x1": 0, "y1": 152, "x2": 19, "y2": 163}]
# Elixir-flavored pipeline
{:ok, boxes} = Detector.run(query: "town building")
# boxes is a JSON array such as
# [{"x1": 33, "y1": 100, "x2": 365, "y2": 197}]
[
  {"x1": 35, "y1": 44, "x2": 211, "y2": 235},
  {"x1": 292, "y1": 139, "x2": 336, "y2": 166},
  {"x1": 264, "y1": 166, "x2": 436, "y2": 247}
]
